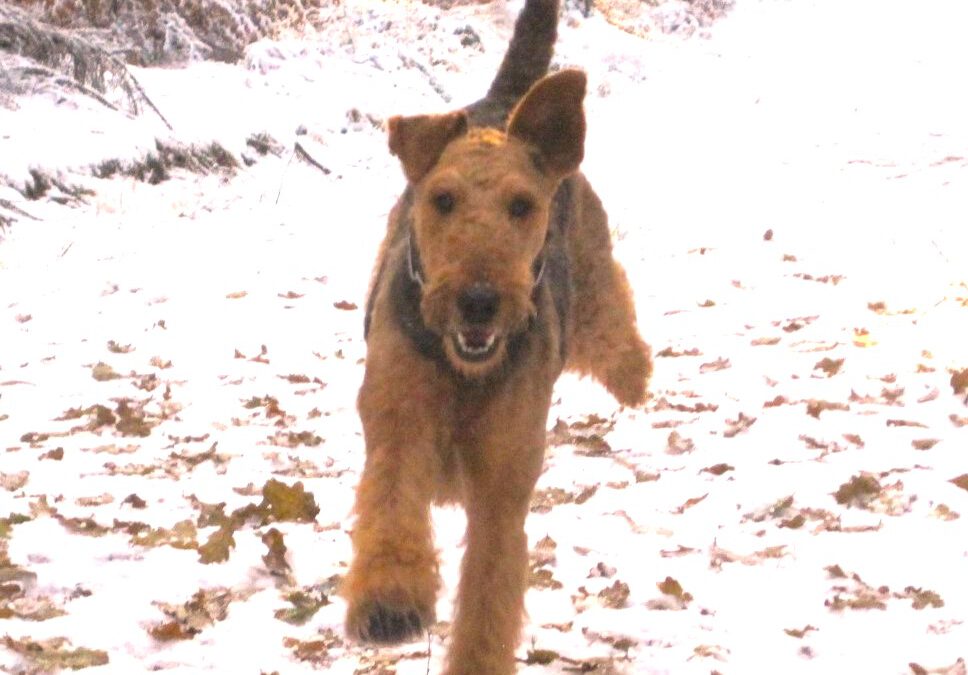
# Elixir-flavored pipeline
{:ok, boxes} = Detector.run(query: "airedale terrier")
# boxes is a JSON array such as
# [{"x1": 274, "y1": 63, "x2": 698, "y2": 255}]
[{"x1": 343, "y1": 0, "x2": 652, "y2": 671}]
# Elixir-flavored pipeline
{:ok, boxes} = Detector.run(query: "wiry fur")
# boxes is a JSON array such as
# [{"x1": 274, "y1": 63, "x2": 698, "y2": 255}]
[{"x1": 344, "y1": 1, "x2": 652, "y2": 672}]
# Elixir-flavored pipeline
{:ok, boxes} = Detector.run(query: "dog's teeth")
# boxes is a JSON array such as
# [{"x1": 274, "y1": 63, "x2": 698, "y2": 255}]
[{"x1": 457, "y1": 332, "x2": 496, "y2": 355}]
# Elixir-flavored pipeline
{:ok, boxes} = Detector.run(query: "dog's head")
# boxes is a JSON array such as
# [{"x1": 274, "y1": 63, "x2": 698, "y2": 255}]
[{"x1": 388, "y1": 70, "x2": 587, "y2": 378}]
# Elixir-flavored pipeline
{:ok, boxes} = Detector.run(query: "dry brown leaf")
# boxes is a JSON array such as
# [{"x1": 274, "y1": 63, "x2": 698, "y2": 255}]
[
  {"x1": 702, "y1": 463, "x2": 734, "y2": 476},
  {"x1": 599, "y1": 580, "x2": 631, "y2": 608},
  {"x1": 951, "y1": 368, "x2": 968, "y2": 395},
  {"x1": 806, "y1": 400, "x2": 849, "y2": 418},
  {"x1": 814, "y1": 357, "x2": 844, "y2": 377},
  {"x1": 656, "y1": 346, "x2": 702, "y2": 358},
  {"x1": 673, "y1": 493, "x2": 708, "y2": 514},
  {"x1": 91, "y1": 362, "x2": 121, "y2": 381},
  {"x1": 887, "y1": 419, "x2": 927, "y2": 428},
  {"x1": 666, "y1": 431, "x2": 695, "y2": 455},
  {"x1": 764, "y1": 395, "x2": 788, "y2": 408},
  {"x1": 784, "y1": 625, "x2": 818, "y2": 639},
  {"x1": 724, "y1": 412, "x2": 756, "y2": 438},
  {"x1": 852, "y1": 328, "x2": 876, "y2": 348},
  {"x1": 700, "y1": 357, "x2": 731, "y2": 373},
  {"x1": 833, "y1": 474, "x2": 882, "y2": 507}
]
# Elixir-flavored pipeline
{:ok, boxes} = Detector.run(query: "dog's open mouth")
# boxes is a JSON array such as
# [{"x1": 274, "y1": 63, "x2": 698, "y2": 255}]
[{"x1": 453, "y1": 327, "x2": 500, "y2": 362}]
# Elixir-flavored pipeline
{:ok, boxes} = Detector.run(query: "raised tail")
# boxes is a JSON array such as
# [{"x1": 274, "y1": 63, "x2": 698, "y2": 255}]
[{"x1": 466, "y1": 0, "x2": 560, "y2": 128}]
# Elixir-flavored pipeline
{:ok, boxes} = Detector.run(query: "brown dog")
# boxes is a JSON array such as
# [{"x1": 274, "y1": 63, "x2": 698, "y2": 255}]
[{"x1": 343, "y1": 0, "x2": 652, "y2": 671}]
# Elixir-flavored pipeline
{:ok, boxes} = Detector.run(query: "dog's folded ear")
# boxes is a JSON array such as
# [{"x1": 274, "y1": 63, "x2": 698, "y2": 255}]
[
  {"x1": 507, "y1": 69, "x2": 587, "y2": 178},
  {"x1": 388, "y1": 112, "x2": 468, "y2": 183}
]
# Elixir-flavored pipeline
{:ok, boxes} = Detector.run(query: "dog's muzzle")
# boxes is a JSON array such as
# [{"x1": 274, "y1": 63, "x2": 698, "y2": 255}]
[{"x1": 453, "y1": 284, "x2": 501, "y2": 361}]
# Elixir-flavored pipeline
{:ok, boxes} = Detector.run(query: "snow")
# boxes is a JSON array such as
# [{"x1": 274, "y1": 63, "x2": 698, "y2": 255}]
[{"x1": 2, "y1": 0, "x2": 968, "y2": 673}]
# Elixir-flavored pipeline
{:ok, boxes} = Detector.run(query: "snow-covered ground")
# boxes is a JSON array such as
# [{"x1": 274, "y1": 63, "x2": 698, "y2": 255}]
[{"x1": 2, "y1": 0, "x2": 967, "y2": 673}]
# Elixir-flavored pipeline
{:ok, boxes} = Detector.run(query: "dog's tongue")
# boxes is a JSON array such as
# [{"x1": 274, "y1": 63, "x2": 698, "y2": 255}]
[{"x1": 461, "y1": 327, "x2": 494, "y2": 350}]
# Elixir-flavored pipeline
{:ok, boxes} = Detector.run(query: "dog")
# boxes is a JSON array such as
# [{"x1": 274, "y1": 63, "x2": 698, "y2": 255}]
[{"x1": 343, "y1": 0, "x2": 652, "y2": 671}]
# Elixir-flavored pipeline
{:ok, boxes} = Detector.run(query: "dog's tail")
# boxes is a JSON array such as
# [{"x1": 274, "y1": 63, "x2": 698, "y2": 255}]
[{"x1": 467, "y1": 0, "x2": 560, "y2": 127}]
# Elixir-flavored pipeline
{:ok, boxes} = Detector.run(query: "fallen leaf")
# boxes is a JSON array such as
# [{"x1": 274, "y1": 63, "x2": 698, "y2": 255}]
[
  {"x1": 700, "y1": 357, "x2": 730, "y2": 373},
  {"x1": 806, "y1": 400, "x2": 849, "y2": 418},
  {"x1": 673, "y1": 493, "x2": 708, "y2": 514},
  {"x1": 702, "y1": 463, "x2": 734, "y2": 476},
  {"x1": 666, "y1": 431, "x2": 695, "y2": 455},
  {"x1": 598, "y1": 580, "x2": 631, "y2": 608},
  {"x1": 198, "y1": 524, "x2": 236, "y2": 564},
  {"x1": 886, "y1": 419, "x2": 927, "y2": 428},
  {"x1": 656, "y1": 576, "x2": 692, "y2": 605},
  {"x1": 274, "y1": 585, "x2": 331, "y2": 625},
  {"x1": 122, "y1": 493, "x2": 147, "y2": 509},
  {"x1": 40, "y1": 447, "x2": 64, "y2": 461},
  {"x1": 951, "y1": 368, "x2": 968, "y2": 395},
  {"x1": 932, "y1": 504, "x2": 960, "y2": 521},
  {"x1": 1, "y1": 637, "x2": 108, "y2": 669},
  {"x1": 656, "y1": 346, "x2": 701, "y2": 358},
  {"x1": 262, "y1": 528, "x2": 291, "y2": 577},
  {"x1": 660, "y1": 545, "x2": 698, "y2": 558},
  {"x1": 852, "y1": 328, "x2": 876, "y2": 348},
  {"x1": 898, "y1": 586, "x2": 944, "y2": 610},
  {"x1": 530, "y1": 567, "x2": 564, "y2": 590},
  {"x1": 814, "y1": 357, "x2": 844, "y2": 377},
  {"x1": 833, "y1": 474, "x2": 882, "y2": 507},
  {"x1": 260, "y1": 479, "x2": 320, "y2": 523},
  {"x1": 784, "y1": 625, "x2": 818, "y2": 639},
  {"x1": 107, "y1": 340, "x2": 134, "y2": 354},
  {"x1": 724, "y1": 412, "x2": 756, "y2": 437},
  {"x1": 950, "y1": 475, "x2": 968, "y2": 492},
  {"x1": 91, "y1": 362, "x2": 121, "y2": 381},
  {"x1": 1, "y1": 471, "x2": 29, "y2": 492}
]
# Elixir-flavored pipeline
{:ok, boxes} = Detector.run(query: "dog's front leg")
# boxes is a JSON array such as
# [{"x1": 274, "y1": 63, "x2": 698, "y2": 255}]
[
  {"x1": 445, "y1": 380, "x2": 551, "y2": 675},
  {"x1": 344, "y1": 327, "x2": 450, "y2": 645}
]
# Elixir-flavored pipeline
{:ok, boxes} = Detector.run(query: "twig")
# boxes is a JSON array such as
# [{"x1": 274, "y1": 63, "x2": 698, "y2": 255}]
[
  {"x1": 275, "y1": 149, "x2": 296, "y2": 205},
  {"x1": 426, "y1": 629, "x2": 432, "y2": 675},
  {"x1": 294, "y1": 141, "x2": 331, "y2": 175},
  {"x1": 398, "y1": 52, "x2": 451, "y2": 103},
  {"x1": 123, "y1": 65, "x2": 173, "y2": 131},
  {"x1": 12, "y1": 65, "x2": 122, "y2": 113},
  {"x1": 0, "y1": 198, "x2": 39, "y2": 221}
]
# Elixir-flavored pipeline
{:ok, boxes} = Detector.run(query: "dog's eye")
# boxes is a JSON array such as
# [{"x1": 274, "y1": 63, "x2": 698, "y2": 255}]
[
  {"x1": 508, "y1": 196, "x2": 533, "y2": 219},
  {"x1": 432, "y1": 191, "x2": 455, "y2": 215}
]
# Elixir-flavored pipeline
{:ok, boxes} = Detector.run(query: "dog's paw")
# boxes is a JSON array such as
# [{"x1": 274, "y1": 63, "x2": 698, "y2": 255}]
[
  {"x1": 604, "y1": 343, "x2": 652, "y2": 407},
  {"x1": 346, "y1": 600, "x2": 431, "y2": 645}
]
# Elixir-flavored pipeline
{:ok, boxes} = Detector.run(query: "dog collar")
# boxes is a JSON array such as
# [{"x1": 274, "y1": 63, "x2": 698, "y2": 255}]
[{"x1": 407, "y1": 230, "x2": 425, "y2": 287}]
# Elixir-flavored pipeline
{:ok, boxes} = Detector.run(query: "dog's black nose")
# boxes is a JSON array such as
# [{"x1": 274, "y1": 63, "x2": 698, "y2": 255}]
[{"x1": 457, "y1": 284, "x2": 500, "y2": 325}]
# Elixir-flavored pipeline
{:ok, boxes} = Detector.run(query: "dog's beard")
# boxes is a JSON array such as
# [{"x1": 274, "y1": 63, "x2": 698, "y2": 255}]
[{"x1": 421, "y1": 278, "x2": 536, "y2": 377}]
